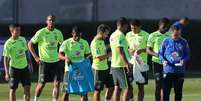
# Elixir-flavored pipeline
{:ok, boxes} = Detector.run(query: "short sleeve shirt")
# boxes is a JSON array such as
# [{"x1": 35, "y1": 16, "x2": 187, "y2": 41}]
[
  {"x1": 3, "y1": 36, "x2": 28, "y2": 69},
  {"x1": 90, "y1": 37, "x2": 108, "y2": 70},
  {"x1": 126, "y1": 30, "x2": 149, "y2": 63},
  {"x1": 147, "y1": 31, "x2": 169, "y2": 64},
  {"x1": 59, "y1": 38, "x2": 91, "y2": 71},
  {"x1": 31, "y1": 27, "x2": 63, "y2": 63},
  {"x1": 109, "y1": 30, "x2": 130, "y2": 68}
]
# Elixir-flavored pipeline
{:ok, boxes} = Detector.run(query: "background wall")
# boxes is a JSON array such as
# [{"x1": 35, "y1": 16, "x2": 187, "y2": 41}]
[{"x1": 1, "y1": 0, "x2": 201, "y2": 24}]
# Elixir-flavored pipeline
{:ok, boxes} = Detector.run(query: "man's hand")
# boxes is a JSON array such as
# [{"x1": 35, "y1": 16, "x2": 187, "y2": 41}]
[
  {"x1": 34, "y1": 56, "x2": 40, "y2": 64},
  {"x1": 5, "y1": 73, "x2": 10, "y2": 81},
  {"x1": 180, "y1": 60, "x2": 184, "y2": 65},
  {"x1": 163, "y1": 61, "x2": 168, "y2": 67},
  {"x1": 65, "y1": 56, "x2": 71, "y2": 64},
  {"x1": 127, "y1": 64, "x2": 133, "y2": 76},
  {"x1": 136, "y1": 49, "x2": 145, "y2": 55}
]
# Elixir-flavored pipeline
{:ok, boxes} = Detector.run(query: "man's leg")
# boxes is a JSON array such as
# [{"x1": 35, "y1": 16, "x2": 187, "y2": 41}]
[
  {"x1": 21, "y1": 67, "x2": 31, "y2": 101},
  {"x1": 155, "y1": 74, "x2": 163, "y2": 101},
  {"x1": 94, "y1": 90, "x2": 101, "y2": 101},
  {"x1": 153, "y1": 62, "x2": 164, "y2": 101},
  {"x1": 137, "y1": 85, "x2": 144, "y2": 101},
  {"x1": 105, "y1": 87, "x2": 114, "y2": 101},
  {"x1": 23, "y1": 85, "x2": 30, "y2": 101},
  {"x1": 34, "y1": 61, "x2": 46, "y2": 101},
  {"x1": 114, "y1": 86, "x2": 121, "y2": 101},
  {"x1": 9, "y1": 67, "x2": 19, "y2": 101},
  {"x1": 62, "y1": 92, "x2": 69, "y2": 101},
  {"x1": 163, "y1": 74, "x2": 172, "y2": 101},
  {"x1": 34, "y1": 83, "x2": 45, "y2": 101},
  {"x1": 94, "y1": 70, "x2": 104, "y2": 101},
  {"x1": 9, "y1": 89, "x2": 16, "y2": 101},
  {"x1": 53, "y1": 80, "x2": 60, "y2": 101},
  {"x1": 173, "y1": 75, "x2": 184, "y2": 101},
  {"x1": 81, "y1": 94, "x2": 88, "y2": 101},
  {"x1": 124, "y1": 86, "x2": 133, "y2": 101}
]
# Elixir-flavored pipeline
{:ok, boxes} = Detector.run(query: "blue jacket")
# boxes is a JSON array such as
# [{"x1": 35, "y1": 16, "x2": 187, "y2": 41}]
[{"x1": 159, "y1": 37, "x2": 190, "y2": 73}]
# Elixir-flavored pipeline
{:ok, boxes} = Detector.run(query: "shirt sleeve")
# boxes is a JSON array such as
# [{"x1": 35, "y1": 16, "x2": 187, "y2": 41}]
[
  {"x1": 3, "y1": 43, "x2": 10, "y2": 57},
  {"x1": 84, "y1": 41, "x2": 91, "y2": 54},
  {"x1": 182, "y1": 40, "x2": 190, "y2": 62},
  {"x1": 58, "y1": 31, "x2": 64, "y2": 44},
  {"x1": 59, "y1": 41, "x2": 67, "y2": 54},
  {"x1": 23, "y1": 38, "x2": 28, "y2": 51},
  {"x1": 31, "y1": 30, "x2": 42, "y2": 44},
  {"x1": 116, "y1": 34, "x2": 125, "y2": 47},
  {"x1": 147, "y1": 34, "x2": 154, "y2": 48},
  {"x1": 159, "y1": 40, "x2": 167, "y2": 63},
  {"x1": 92, "y1": 43, "x2": 102, "y2": 57}
]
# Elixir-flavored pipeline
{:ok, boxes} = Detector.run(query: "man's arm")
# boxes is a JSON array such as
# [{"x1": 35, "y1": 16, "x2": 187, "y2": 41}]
[
  {"x1": 4, "y1": 56, "x2": 10, "y2": 81},
  {"x1": 181, "y1": 41, "x2": 190, "y2": 63},
  {"x1": 96, "y1": 54, "x2": 109, "y2": 61},
  {"x1": 58, "y1": 52, "x2": 71, "y2": 64},
  {"x1": 147, "y1": 47, "x2": 158, "y2": 57},
  {"x1": 159, "y1": 41, "x2": 168, "y2": 66},
  {"x1": 117, "y1": 47, "x2": 132, "y2": 74},
  {"x1": 28, "y1": 41, "x2": 40, "y2": 63}
]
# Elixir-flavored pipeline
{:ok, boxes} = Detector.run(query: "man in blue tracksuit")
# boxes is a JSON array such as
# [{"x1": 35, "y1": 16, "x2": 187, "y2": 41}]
[{"x1": 159, "y1": 25, "x2": 190, "y2": 101}]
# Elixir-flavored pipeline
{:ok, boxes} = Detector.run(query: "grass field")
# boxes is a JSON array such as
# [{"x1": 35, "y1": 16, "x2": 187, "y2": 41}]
[{"x1": 0, "y1": 78, "x2": 201, "y2": 101}]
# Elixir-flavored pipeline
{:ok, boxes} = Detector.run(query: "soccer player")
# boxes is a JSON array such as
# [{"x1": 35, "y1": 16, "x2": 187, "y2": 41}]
[
  {"x1": 3, "y1": 24, "x2": 31, "y2": 101},
  {"x1": 59, "y1": 26, "x2": 91, "y2": 101},
  {"x1": 147, "y1": 18, "x2": 170, "y2": 101},
  {"x1": 28, "y1": 15, "x2": 64, "y2": 101},
  {"x1": 126, "y1": 19, "x2": 149, "y2": 101},
  {"x1": 109, "y1": 17, "x2": 134, "y2": 101},
  {"x1": 91, "y1": 24, "x2": 114, "y2": 101},
  {"x1": 159, "y1": 25, "x2": 190, "y2": 101}
]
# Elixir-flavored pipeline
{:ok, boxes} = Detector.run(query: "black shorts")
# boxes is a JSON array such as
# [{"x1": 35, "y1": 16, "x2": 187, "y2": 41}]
[
  {"x1": 111, "y1": 67, "x2": 133, "y2": 89},
  {"x1": 9, "y1": 67, "x2": 31, "y2": 89},
  {"x1": 38, "y1": 61, "x2": 62, "y2": 83},
  {"x1": 94, "y1": 69, "x2": 114, "y2": 91},
  {"x1": 136, "y1": 71, "x2": 148, "y2": 85},
  {"x1": 152, "y1": 62, "x2": 163, "y2": 83}
]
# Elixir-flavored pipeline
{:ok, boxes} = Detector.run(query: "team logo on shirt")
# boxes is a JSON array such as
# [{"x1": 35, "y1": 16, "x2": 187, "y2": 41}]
[
  {"x1": 172, "y1": 51, "x2": 181, "y2": 61},
  {"x1": 54, "y1": 34, "x2": 57, "y2": 40},
  {"x1": 76, "y1": 51, "x2": 81, "y2": 56},
  {"x1": 80, "y1": 44, "x2": 84, "y2": 50},
  {"x1": 73, "y1": 68, "x2": 84, "y2": 80}
]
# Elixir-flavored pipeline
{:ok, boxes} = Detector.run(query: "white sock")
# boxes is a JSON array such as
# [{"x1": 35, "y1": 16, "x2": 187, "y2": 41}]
[
  {"x1": 129, "y1": 97, "x2": 134, "y2": 101},
  {"x1": 34, "y1": 96, "x2": 39, "y2": 101},
  {"x1": 105, "y1": 99, "x2": 111, "y2": 101},
  {"x1": 53, "y1": 98, "x2": 58, "y2": 101}
]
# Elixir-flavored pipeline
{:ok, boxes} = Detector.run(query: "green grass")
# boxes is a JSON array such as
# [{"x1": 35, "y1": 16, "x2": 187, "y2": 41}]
[{"x1": 0, "y1": 78, "x2": 201, "y2": 101}]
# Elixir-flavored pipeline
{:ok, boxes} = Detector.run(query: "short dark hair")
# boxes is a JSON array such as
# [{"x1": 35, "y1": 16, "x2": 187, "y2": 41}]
[
  {"x1": 47, "y1": 14, "x2": 56, "y2": 19},
  {"x1": 130, "y1": 19, "x2": 141, "y2": 27},
  {"x1": 72, "y1": 26, "x2": 81, "y2": 33},
  {"x1": 9, "y1": 24, "x2": 20, "y2": 29},
  {"x1": 97, "y1": 24, "x2": 110, "y2": 33},
  {"x1": 159, "y1": 17, "x2": 170, "y2": 25},
  {"x1": 181, "y1": 17, "x2": 189, "y2": 21},
  {"x1": 117, "y1": 17, "x2": 129, "y2": 26},
  {"x1": 171, "y1": 25, "x2": 181, "y2": 31}
]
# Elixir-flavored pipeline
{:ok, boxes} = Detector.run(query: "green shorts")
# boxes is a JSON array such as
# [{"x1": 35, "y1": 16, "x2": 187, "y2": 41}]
[
  {"x1": 94, "y1": 68, "x2": 114, "y2": 91},
  {"x1": 38, "y1": 61, "x2": 62, "y2": 83},
  {"x1": 9, "y1": 67, "x2": 31, "y2": 89},
  {"x1": 111, "y1": 67, "x2": 133, "y2": 89}
]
